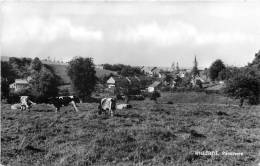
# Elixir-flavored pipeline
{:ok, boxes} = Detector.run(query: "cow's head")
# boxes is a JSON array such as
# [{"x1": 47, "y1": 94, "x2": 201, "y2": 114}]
[{"x1": 72, "y1": 96, "x2": 80, "y2": 103}]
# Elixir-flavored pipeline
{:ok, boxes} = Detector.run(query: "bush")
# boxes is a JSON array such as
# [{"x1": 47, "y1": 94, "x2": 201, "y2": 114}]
[{"x1": 224, "y1": 71, "x2": 260, "y2": 106}]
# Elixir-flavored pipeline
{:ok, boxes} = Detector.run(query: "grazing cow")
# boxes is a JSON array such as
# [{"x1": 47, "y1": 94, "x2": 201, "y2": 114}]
[
  {"x1": 20, "y1": 96, "x2": 36, "y2": 111},
  {"x1": 11, "y1": 103, "x2": 22, "y2": 110},
  {"x1": 116, "y1": 103, "x2": 132, "y2": 110},
  {"x1": 47, "y1": 96, "x2": 80, "y2": 112},
  {"x1": 98, "y1": 97, "x2": 116, "y2": 116}
]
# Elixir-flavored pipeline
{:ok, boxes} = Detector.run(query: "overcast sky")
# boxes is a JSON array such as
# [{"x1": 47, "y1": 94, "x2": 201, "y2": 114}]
[{"x1": 1, "y1": 0, "x2": 260, "y2": 68}]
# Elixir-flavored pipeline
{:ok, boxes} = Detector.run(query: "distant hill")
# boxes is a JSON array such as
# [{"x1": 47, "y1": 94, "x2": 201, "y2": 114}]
[{"x1": 42, "y1": 61, "x2": 117, "y2": 85}]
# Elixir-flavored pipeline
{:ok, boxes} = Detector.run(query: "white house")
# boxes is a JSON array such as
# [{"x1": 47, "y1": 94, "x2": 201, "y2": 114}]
[
  {"x1": 9, "y1": 79, "x2": 29, "y2": 92},
  {"x1": 106, "y1": 77, "x2": 116, "y2": 88}
]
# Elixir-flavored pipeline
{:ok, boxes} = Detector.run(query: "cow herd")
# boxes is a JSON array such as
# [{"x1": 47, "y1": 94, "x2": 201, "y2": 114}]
[{"x1": 11, "y1": 95, "x2": 134, "y2": 117}]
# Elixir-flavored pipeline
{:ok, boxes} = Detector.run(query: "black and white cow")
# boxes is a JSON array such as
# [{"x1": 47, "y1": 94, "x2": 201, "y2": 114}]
[
  {"x1": 47, "y1": 96, "x2": 80, "y2": 112},
  {"x1": 98, "y1": 97, "x2": 116, "y2": 116}
]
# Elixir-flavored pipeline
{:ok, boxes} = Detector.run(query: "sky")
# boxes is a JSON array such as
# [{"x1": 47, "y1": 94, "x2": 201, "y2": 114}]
[{"x1": 1, "y1": 0, "x2": 260, "y2": 68}]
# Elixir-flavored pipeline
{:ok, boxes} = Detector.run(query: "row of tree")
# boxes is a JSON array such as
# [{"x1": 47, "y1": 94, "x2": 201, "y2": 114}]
[{"x1": 103, "y1": 63, "x2": 144, "y2": 76}]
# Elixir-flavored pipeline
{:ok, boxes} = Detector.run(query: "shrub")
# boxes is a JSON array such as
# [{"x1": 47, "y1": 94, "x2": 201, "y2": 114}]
[{"x1": 224, "y1": 71, "x2": 260, "y2": 106}]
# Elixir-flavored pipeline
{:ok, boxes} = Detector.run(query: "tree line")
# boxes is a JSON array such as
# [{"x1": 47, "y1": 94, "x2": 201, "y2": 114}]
[{"x1": 103, "y1": 63, "x2": 144, "y2": 76}]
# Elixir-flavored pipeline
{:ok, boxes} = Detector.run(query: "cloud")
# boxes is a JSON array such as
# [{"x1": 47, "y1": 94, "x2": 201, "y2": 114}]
[
  {"x1": 115, "y1": 21, "x2": 254, "y2": 46},
  {"x1": 115, "y1": 21, "x2": 197, "y2": 46},
  {"x1": 196, "y1": 32, "x2": 254, "y2": 45},
  {"x1": 1, "y1": 17, "x2": 103, "y2": 43}
]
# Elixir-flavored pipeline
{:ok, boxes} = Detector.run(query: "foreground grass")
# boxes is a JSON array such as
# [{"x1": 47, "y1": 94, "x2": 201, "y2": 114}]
[{"x1": 1, "y1": 92, "x2": 260, "y2": 166}]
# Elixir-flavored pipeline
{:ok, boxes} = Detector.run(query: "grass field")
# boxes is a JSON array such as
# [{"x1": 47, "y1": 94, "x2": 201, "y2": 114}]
[{"x1": 1, "y1": 92, "x2": 260, "y2": 166}]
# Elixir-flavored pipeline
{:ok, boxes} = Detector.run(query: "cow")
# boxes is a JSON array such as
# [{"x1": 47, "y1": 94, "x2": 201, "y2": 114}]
[
  {"x1": 98, "y1": 97, "x2": 116, "y2": 117},
  {"x1": 20, "y1": 96, "x2": 36, "y2": 111},
  {"x1": 47, "y1": 96, "x2": 80, "y2": 112},
  {"x1": 11, "y1": 103, "x2": 22, "y2": 110},
  {"x1": 116, "y1": 103, "x2": 132, "y2": 110}
]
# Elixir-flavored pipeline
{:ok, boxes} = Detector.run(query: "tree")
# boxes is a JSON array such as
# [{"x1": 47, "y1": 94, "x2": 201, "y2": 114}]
[
  {"x1": 224, "y1": 70, "x2": 260, "y2": 107},
  {"x1": 250, "y1": 50, "x2": 260, "y2": 67},
  {"x1": 9, "y1": 57, "x2": 32, "y2": 78},
  {"x1": 209, "y1": 59, "x2": 226, "y2": 81},
  {"x1": 191, "y1": 56, "x2": 199, "y2": 77},
  {"x1": 30, "y1": 57, "x2": 42, "y2": 72},
  {"x1": 1, "y1": 61, "x2": 16, "y2": 99},
  {"x1": 218, "y1": 68, "x2": 231, "y2": 80},
  {"x1": 29, "y1": 59, "x2": 59, "y2": 101},
  {"x1": 119, "y1": 66, "x2": 143, "y2": 77},
  {"x1": 164, "y1": 72, "x2": 174, "y2": 83},
  {"x1": 67, "y1": 57, "x2": 98, "y2": 101}
]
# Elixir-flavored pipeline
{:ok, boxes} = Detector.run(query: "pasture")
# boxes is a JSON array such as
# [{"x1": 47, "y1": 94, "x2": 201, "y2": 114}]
[{"x1": 1, "y1": 92, "x2": 260, "y2": 166}]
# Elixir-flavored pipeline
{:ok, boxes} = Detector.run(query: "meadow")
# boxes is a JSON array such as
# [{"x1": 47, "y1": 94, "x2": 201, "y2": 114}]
[{"x1": 1, "y1": 92, "x2": 260, "y2": 166}]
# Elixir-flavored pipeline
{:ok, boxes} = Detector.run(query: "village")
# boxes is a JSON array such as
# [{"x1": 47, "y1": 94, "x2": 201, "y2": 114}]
[{"x1": 5, "y1": 56, "x2": 225, "y2": 103}]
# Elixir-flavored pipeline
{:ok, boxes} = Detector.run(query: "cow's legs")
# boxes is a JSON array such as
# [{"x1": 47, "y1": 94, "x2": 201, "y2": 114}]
[
  {"x1": 70, "y1": 101, "x2": 79, "y2": 112},
  {"x1": 21, "y1": 105, "x2": 26, "y2": 111},
  {"x1": 98, "y1": 107, "x2": 102, "y2": 115},
  {"x1": 110, "y1": 109, "x2": 114, "y2": 117}
]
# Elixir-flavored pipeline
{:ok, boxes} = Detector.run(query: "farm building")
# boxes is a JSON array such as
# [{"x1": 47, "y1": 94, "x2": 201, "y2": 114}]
[
  {"x1": 9, "y1": 79, "x2": 29, "y2": 92},
  {"x1": 106, "y1": 76, "x2": 141, "y2": 89},
  {"x1": 151, "y1": 67, "x2": 162, "y2": 78},
  {"x1": 106, "y1": 76, "x2": 148, "y2": 95},
  {"x1": 148, "y1": 81, "x2": 161, "y2": 92},
  {"x1": 190, "y1": 75, "x2": 206, "y2": 87},
  {"x1": 177, "y1": 70, "x2": 187, "y2": 78},
  {"x1": 140, "y1": 66, "x2": 153, "y2": 76}
]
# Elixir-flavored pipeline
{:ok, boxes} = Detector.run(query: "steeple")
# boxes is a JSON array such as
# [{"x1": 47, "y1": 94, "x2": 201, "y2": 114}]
[
  {"x1": 171, "y1": 62, "x2": 175, "y2": 71},
  {"x1": 192, "y1": 55, "x2": 199, "y2": 77},
  {"x1": 176, "y1": 62, "x2": 180, "y2": 72}
]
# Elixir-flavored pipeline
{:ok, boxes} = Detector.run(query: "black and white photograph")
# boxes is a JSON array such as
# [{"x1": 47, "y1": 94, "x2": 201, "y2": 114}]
[{"x1": 1, "y1": 0, "x2": 260, "y2": 165}]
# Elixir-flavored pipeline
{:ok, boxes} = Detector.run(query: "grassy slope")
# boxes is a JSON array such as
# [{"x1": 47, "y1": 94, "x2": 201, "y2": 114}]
[
  {"x1": 1, "y1": 92, "x2": 260, "y2": 166},
  {"x1": 43, "y1": 63, "x2": 117, "y2": 85}
]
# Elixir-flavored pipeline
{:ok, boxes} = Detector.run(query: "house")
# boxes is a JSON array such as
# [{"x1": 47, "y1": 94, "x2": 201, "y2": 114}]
[
  {"x1": 190, "y1": 76, "x2": 205, "y2": 87},
  {"x1": 177, "y1": 70, "x2": 187, "y2": 78},
  {"x1": 199, "y1": 70, "x2": 210, "y2": 82},
  {"x1": 148, "y1": 81, "x2": 161, "y2": 93},
  {"x1": 151, "y1": 67, "x2": 162, "y2": 78},
  {"x1": 9, "y1": 79, "x2": 29, "y2": 92},
  {"x1": 95, "y1": 64, "x2": 103, "y2": 69},
  {"x1": 140, "y1": 66, "x2": 153, "y2": 76},
  {"x1": 107, "y1": 76, "x2": 117, "y2": 88},
  {"x1": 106, "y1": 76, "x2": 131, "y2": 89},
  {"x1": 106, "y1": 76, "x2": 141, "y2": 89}
]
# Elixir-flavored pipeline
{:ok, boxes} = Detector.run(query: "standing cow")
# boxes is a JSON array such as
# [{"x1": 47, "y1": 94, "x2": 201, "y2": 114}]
[
  {"x1": 98, "y1": 97, "x2": 116, "y2": 117},
  {"x1": 47, "y1": 96, "x2": 80, "y2": 112}
]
